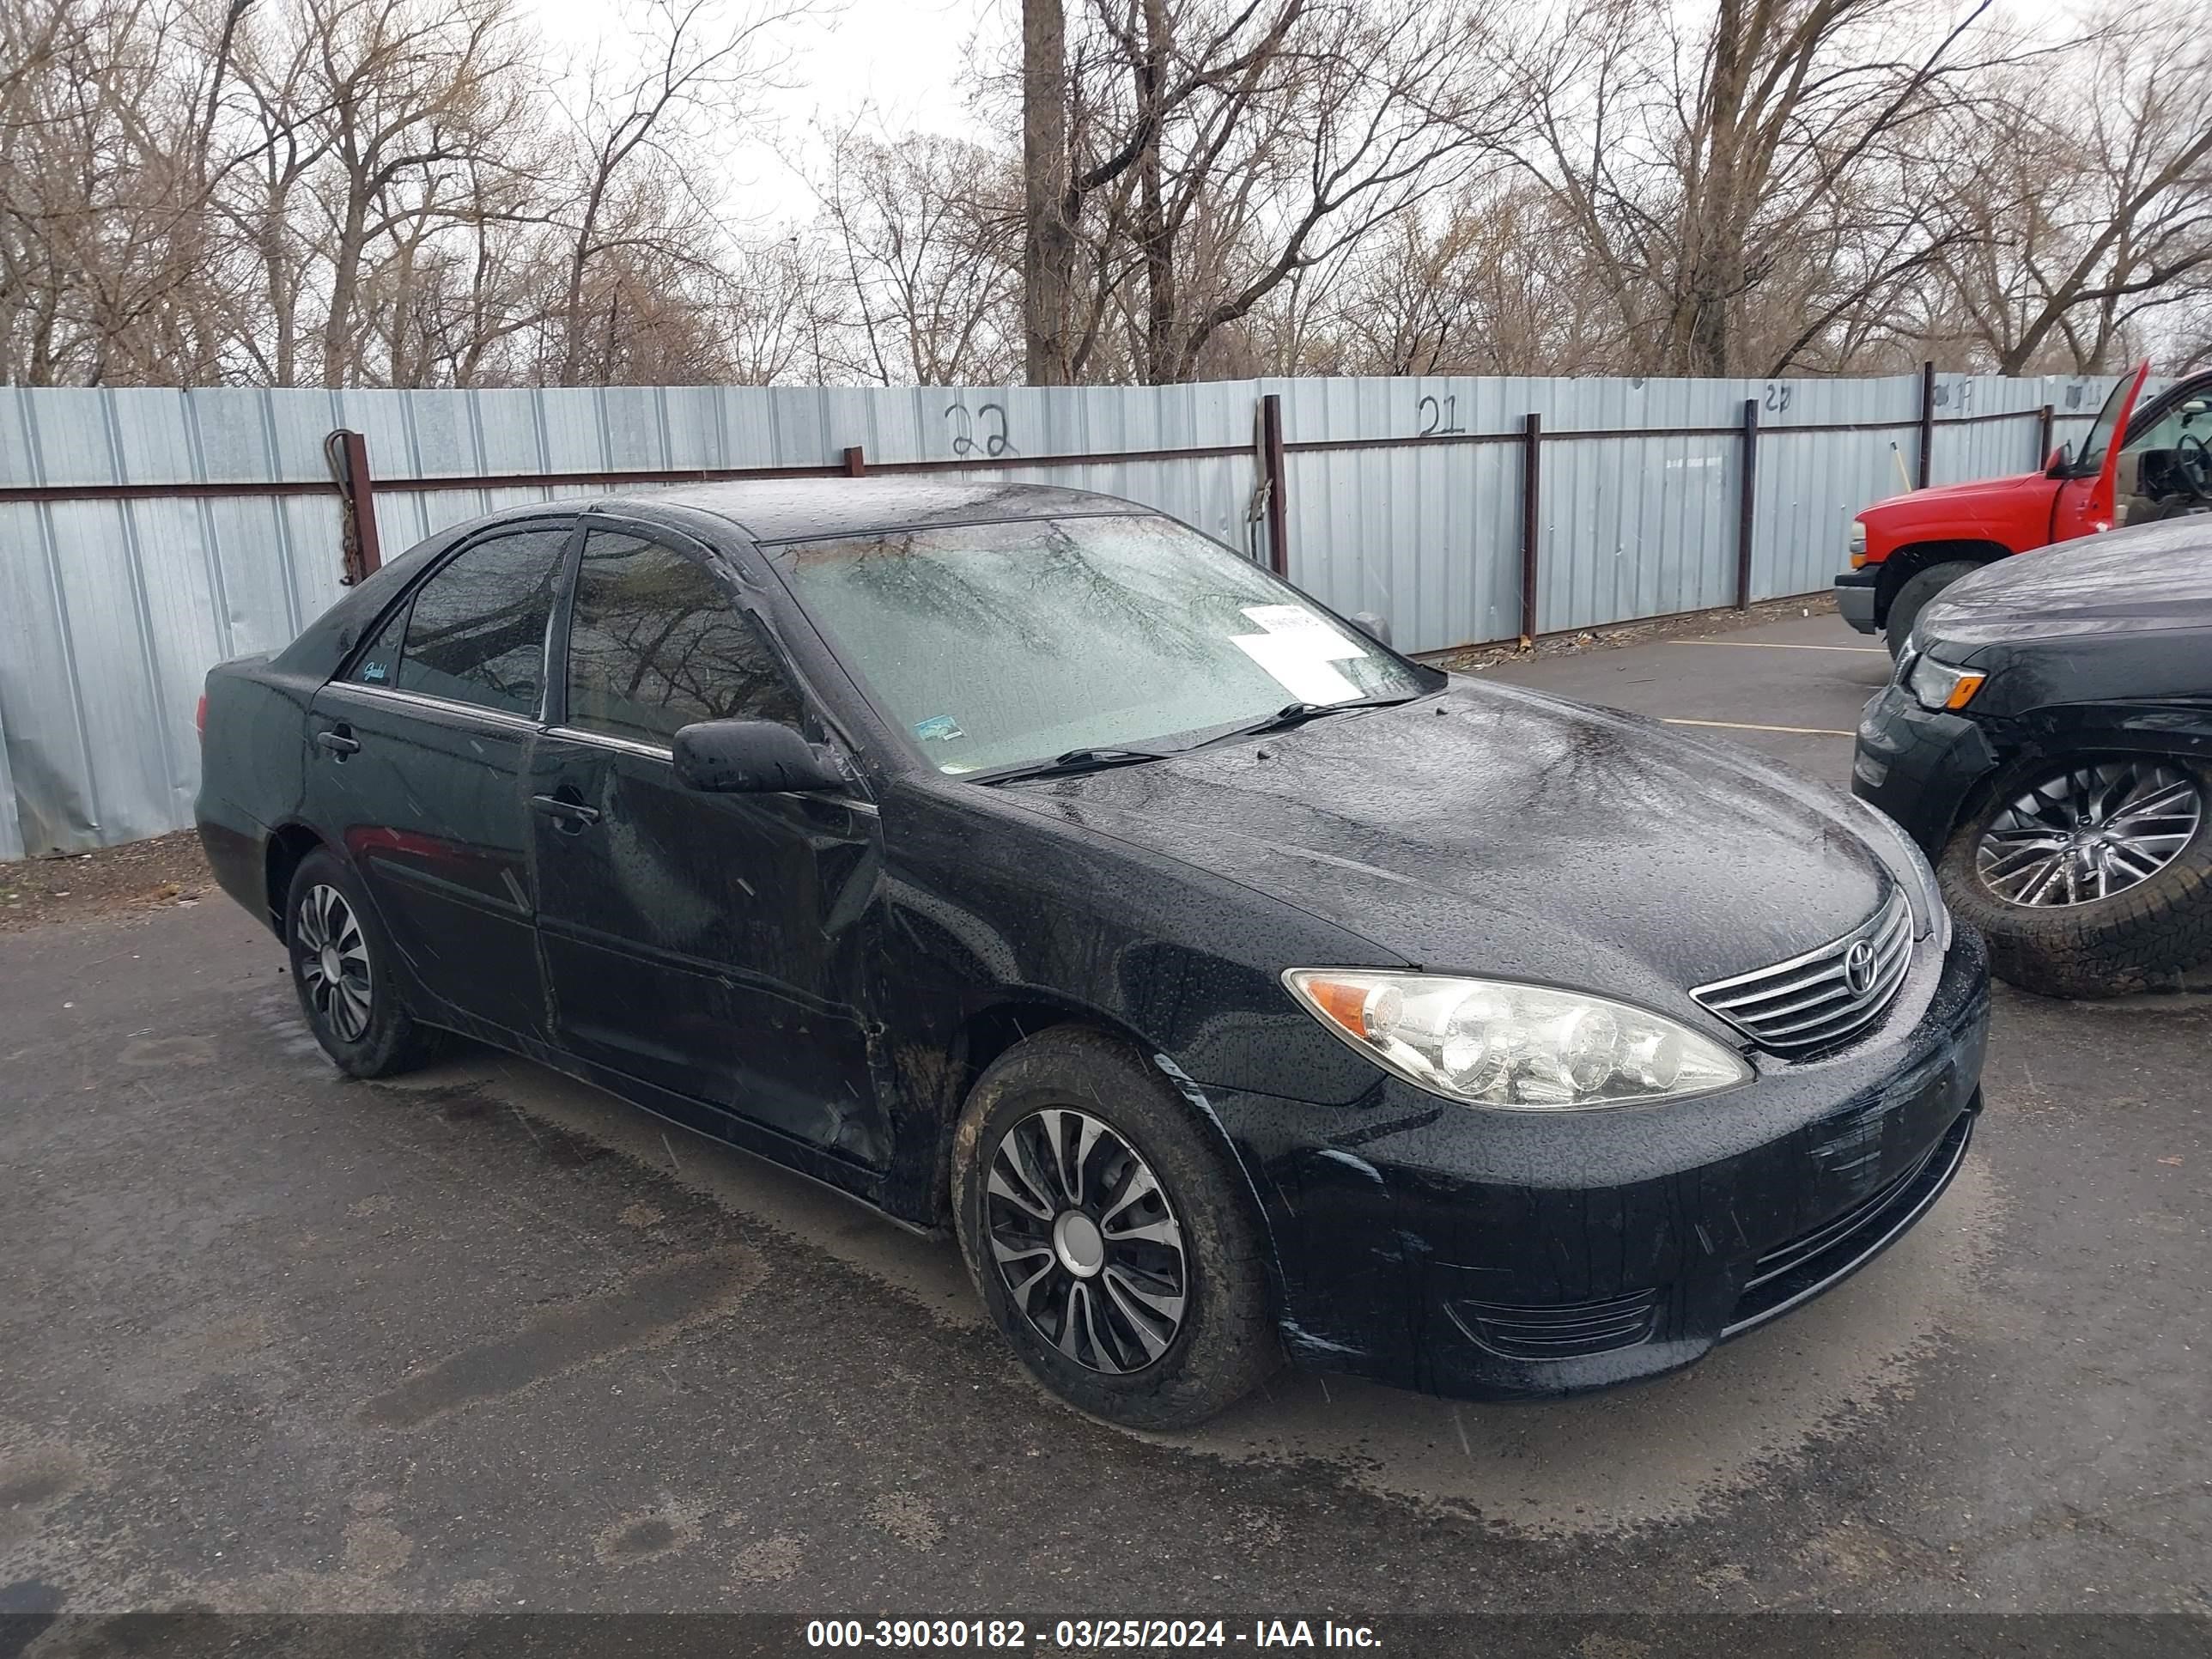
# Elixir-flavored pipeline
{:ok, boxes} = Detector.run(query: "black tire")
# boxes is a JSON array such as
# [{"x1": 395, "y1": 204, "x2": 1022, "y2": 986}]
[
  {"x1": 951, "y1": 1026, "x2": 1279, "y2": 1429},
  {"x1": 1937, "y1": 757, "x2": 2212, "y2": 998},
  {"x1": 284, "y1": 848, "x2": 444, "y2": 1078},
  {"x1": 1883, "y1": 560, "x2": 1983, "y2": 657}
]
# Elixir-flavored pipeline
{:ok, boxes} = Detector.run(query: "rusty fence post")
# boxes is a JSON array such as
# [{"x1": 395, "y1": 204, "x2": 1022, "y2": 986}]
[
  {"x1": 1519, "y1": 412, "x2": 1542, "y2": 645},
  {"x1": 1735, "y1": 398, "x2": 1759, "y2": 611},
  {"x1": 843, "y1": 444, "x2": 867, "y2": 477},
  {"x1": 1917, "y1": 361, "x2": 1936, "y2": 489},
  {"x1": 2037, "y1": 404, "x2": 2055, "y2": 469},
  {"x1": 1259, "y1": 393, "x2": 1289, "y2": 577},
  {"x1": 325, "y1": 428, "x2": 382, "y2": 586}
]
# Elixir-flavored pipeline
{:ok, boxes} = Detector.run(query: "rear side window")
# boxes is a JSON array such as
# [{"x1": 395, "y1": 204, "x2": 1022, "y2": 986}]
[
  {"x1": 390, "y1": 526, "x2": 570, "y2": 717},
  {"x1": 565, "y1": 530, "x2": 804, "y2": 746}
]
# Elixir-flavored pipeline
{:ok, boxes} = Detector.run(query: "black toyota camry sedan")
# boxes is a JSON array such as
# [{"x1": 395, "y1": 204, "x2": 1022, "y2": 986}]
[
  {"x1": 1854, "y1": 518, "x2": 2212, "y2": 998},
  {"x1": 197, "y1": 480, "x2": 1989, "y2": 1427}
]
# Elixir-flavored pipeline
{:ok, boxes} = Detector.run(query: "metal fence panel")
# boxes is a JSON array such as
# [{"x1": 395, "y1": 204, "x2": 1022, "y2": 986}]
[
  {"x1": 1752, "y1": 424, "x2": 1901, "y2": 603},
  {"x1": 0, "y1": 690, "x2": 20, "y2": 862},
  {"x1": 0, "y1": 371, "x2": 2138, "y2": 855}
]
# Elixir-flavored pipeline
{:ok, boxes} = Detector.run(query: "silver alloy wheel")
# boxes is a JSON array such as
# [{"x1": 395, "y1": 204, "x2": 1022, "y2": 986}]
[
  {"x1": 984, "y1": 1108, "x2": 1188, "y2": 1375},
  {"x1": 297, "y1": 883, "x2": 374, "y2": 1042},
  {"x1": 1976, "y1": 761, "x2": 2203, "y2": 908}
]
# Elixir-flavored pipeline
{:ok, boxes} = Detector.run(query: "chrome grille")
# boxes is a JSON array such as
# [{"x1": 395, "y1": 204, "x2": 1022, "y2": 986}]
[{"x1": 1692, "y1": 889, "x2": 1914, "y2": 1054}]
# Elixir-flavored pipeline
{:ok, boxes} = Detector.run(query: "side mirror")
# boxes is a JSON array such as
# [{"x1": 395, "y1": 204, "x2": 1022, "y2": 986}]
[
  {"x1": 2045, "y1": 441, "x2": 2074, "y2": 475},
  {"x1": 672, "y1": 720, "x2": 845, "y2": 794},
  {"x1": 1351, "y1": 610, "x2": 1393, "y2": 648}
]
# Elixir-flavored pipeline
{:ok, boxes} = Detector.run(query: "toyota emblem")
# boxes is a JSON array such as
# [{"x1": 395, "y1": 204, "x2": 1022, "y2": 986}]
[{"x1": 1843, "y1": 939, "x2": 1878, "y2": 996}]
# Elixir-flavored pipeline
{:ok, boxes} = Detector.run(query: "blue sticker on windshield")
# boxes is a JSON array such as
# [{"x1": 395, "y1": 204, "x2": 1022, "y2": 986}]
[{"x1": 914, "y1": 714, "x2": 965, "y2": 742}]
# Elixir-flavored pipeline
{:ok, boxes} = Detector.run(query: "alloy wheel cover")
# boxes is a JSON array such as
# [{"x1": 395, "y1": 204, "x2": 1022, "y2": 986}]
[
  {"x1": 298, "y1": 883, "x2": 374, "y2": 1042},
  {"x1": 1976, "y1": 761, "x2": 2203, "y2": 908},
  {"x1": 983, "y1": 1108, "x2": 1188, "y2": 1375}
]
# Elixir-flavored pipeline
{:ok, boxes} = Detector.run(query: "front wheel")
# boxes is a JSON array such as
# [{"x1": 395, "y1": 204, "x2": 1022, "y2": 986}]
[
  {"x1": 1883, "y1": 560, "x2": 1983, "y2": 657},
  {"x1": 1937, "y1": 756, "x2": 2212, "y2": 996},
  {"x1": 951, "y1": 1027, "x2": 1279, "y2": 1429}
]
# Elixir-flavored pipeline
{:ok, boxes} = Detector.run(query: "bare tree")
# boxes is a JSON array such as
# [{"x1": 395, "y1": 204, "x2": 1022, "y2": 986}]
[
  {"x1": 1003, "y1": 0, "x2": 1533, "y2": 384},
  {"x1": 544, "y1": 0, "x2": 815, "y2": 386},
  {"x1": 712, "y1": 232, "x2": 849, "y2": 382},
  {"x1": 1, "y1": 0, "x2": 233, "y2": 383},
  {"x1": 1283, "y1": 178, "x2": 1620, "y2": 376},
  {"x1": 814, "y1": 123, "x2": 1021, "y2": 385},
  {"x1": 1022, "y1": 0, "x2": 1079, "y2": 383},
  {"x1": 9, "y1": 0, "x2": 2212, "y2": 391},
  {"x1": 294, "y1": 0, "x2": 534, "y2": 383},
  {"x1": 1521, "y1": 0, "x2": 2021, "y2": 376},
  {"x1": 1933, "y1": 11, "x2": 2212, "y2": 374}
]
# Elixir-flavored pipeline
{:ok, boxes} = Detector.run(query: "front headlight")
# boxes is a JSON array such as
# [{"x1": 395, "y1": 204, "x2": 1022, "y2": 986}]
[
  {"x1": 1848, "y1": 522, "x2": 1868, "y2": 566},
  {"x1": 1907, "y1": 653, "x2": 1985, "y2": 711},
  {"x1": 1283, "y1": 970, "x2": 1751, "y2": 1110}
]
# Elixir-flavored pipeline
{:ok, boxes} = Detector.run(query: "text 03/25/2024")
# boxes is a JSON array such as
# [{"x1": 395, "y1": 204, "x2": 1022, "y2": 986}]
[{"x1": 805, "y1": 1620, "x2": 1381, "y2": 1649}]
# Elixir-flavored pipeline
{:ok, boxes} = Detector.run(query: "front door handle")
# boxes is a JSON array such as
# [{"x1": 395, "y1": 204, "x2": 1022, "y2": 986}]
[
  {"x1": 315, "y1": 726, "x2": 360, "y2": 757},
  {"x1": 531, "y1": 793, "x2": 602, "y2": 829}
]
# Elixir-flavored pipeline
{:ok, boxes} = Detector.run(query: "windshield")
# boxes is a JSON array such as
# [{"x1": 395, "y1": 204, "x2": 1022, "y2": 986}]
[
  {"x1": 779, "y1": 514, "x2": 1437, "y2": 775},
  {"x1": 2074, "y1": 373, "x2": 2138, "y2": 474}
]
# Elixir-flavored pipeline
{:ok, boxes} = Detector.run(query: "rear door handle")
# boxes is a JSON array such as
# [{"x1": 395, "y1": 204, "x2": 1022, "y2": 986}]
[
  {"x1": 315, "y1": 727, "x2": 360, "y2": 756},
  {"x1": 531, "y1": 793, "x2": 601, "y2": 827}
]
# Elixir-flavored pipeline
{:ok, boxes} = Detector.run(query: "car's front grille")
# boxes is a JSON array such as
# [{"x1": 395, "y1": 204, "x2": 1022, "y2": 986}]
[
  {"x1": 1691, "y1": 888, "x2": 1913, "y2": 1054},
  {"x1": 1448, "y1": 1288, "x2": 1661, "y2": 1361}
]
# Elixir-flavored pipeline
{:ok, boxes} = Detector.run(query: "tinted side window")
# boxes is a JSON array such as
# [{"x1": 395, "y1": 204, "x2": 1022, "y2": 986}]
[
  {"x1": 566, "y1": 531, "x2": 804, "y2": 746},
  {"x1": 393, "y1": 526, "x2": 569, "y2": 717}
]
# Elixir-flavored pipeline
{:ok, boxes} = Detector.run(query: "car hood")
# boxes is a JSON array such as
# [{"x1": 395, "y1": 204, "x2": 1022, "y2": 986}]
[
  {"x1": 992, "y1": 680, "x2": 1893, "y2": 1018},
  {"x1": 1922, "y1": 518, "x2": 2212, "y2": 653},
  {"x1": 1859, "y1": 471, "x2": 2057, "y2": 550}
]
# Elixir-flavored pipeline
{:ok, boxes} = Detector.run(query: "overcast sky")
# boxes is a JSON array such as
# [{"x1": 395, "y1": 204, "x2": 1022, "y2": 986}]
[{"x1": 530, "y1": 0, "x2": 1000, "y2": 226}]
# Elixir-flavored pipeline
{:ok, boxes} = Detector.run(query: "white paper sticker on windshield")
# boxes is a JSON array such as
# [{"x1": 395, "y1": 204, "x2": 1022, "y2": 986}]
[{"x1": 1232, "y1": 605, "x2": 1367, "y2": 704}]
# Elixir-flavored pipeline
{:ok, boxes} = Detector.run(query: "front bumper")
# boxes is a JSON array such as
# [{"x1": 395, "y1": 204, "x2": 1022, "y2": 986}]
[
  {"x1": 1835, "y1": 567, "x2": 1880, "y2": 634},
  {"x1": 1851, "y1": 679, "x2": 2002, "y2": 853},
  {"x1": 1205, "y1": 925, "x2": 1990, "y2": 1402}
]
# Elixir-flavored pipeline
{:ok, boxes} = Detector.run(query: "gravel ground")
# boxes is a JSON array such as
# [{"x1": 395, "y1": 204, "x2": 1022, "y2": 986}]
[
  {"x1": 1422, "y1": 591, "x2": 1840, "y2": 674},
  {"x1": 0, "y1": 831, "x2": 214, "y2": 934}
]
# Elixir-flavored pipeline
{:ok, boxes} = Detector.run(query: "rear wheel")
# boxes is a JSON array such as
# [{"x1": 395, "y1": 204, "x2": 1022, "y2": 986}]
[
  {"x1": 285, "y1": 848, "x2": 444, "y2": 1077},
  {"x1": 1937, "y1": 756, "x2": 2212, "y2": 996},
  {"x1": 951, "y1": 1027, "x2": 1279, "y2": 1429},
  {"x1": 1883, "y1": 560, "x2": 1983, "y2": 657}
]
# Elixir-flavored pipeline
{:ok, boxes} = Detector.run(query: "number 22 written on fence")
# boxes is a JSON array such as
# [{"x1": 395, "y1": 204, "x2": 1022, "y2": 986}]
[{"x1": 945, "y1": 401, "x2": 1016, "y2": 458}]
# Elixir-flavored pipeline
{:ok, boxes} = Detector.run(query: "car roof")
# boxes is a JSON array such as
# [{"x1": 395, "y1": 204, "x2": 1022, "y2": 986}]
[{"x1": 594, "y1": 477, "x2": 1146, "y2": 544}]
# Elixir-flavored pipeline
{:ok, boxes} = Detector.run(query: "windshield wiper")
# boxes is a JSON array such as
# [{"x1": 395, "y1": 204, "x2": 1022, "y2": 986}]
[
  {"x1": 1207, "y1": 693, "x2": 1426, "y2": 744},
  {"x1": 970, "y1": 746, "x2": 1176, "y2": 787},
  {"x1": 969, "y1": 695, "x2": 1426, "y2": 783}
]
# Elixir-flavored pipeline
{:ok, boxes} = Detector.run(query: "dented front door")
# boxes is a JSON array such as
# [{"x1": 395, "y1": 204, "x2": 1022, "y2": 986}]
[
  {"x1": 528, "y1": 736, "x2": 887, "y2": 1164},
  {"x1": 526, "y1": 522, "x2": 889, "y2": 1168}
]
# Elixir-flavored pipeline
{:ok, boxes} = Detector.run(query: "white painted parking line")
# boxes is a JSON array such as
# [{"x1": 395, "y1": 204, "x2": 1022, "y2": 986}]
[
  {"x1": 1662, "y1": 717, "x2": 1856, "y2": 738},
  {"x1": 1669, "y1": 640, "x2": 1887, "y2": 654}
]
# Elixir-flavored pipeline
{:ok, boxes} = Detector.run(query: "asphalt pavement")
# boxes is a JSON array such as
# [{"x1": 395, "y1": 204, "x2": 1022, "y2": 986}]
[{"x1": 2, "y1": 611, "x2": 2208, "y2": 1638}]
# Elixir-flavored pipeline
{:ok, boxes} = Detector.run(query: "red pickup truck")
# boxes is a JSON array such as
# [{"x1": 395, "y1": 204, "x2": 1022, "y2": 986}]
[{"x1": 1835, "y1": 363, "x2": 2212, "y2": 653}]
